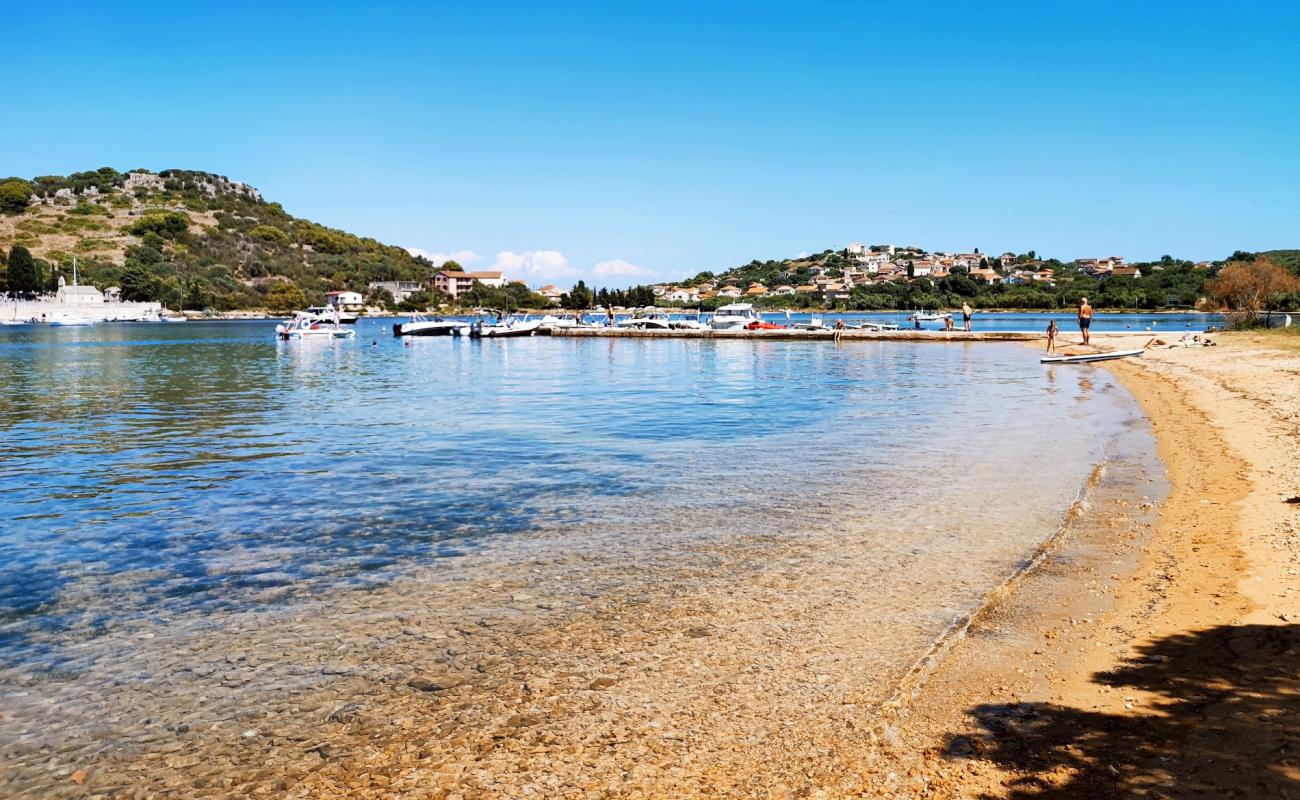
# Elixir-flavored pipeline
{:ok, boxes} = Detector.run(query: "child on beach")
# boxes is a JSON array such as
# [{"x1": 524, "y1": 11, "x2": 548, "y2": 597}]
[{"x1": 1046, "y1": 319, "x2": 1058, "y2": 353}]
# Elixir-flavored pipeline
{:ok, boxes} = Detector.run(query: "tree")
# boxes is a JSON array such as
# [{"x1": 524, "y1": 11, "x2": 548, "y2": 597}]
[
  {"x1": 6, "y1": 245, "x2": 42, "y2": 297},
  {"x1": 562, "y1": 280, "x2": 593, "y2": 309},
  {"x1": 264, "y1": 281, "x2": 306, "y2": 312},
  {"x1": 0, "y1": 179, "x2": 33, "y2": 214},
  {"x1": 1209, "y1": 258, "x2": 1300, "y2": 320}
]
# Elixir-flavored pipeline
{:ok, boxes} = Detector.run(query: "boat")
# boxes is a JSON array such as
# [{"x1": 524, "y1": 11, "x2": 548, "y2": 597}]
[
  {"x1": 857, "y1": 322, "x2": 900, "y2": 332},
  {"x1": 306, "y1": 305, "x2": 358, "y2": 324},
  {"x1": 48, "y1": 316, "x2": 95, "y2": 327},
  {"x1": 746, "y1": 320, "x2": 787, "y2": 330},
  {"x1": 710, "y1": 303, "x2": 763, "y2": 331},
  {"x1": 467, "y1": 314, "x2": 542, "y2": 338},
  {"x1": 908, "y1": 310, "x2": 951, "y2": 322},
  {"x1": 792, "y1": 316, "x2": 828, "y2": 331},
  {"x1": 160, "y1": 315, "x2": 187, "y2": 323},
  {"x1": 617, "y1": 311, "x2": 675, "y2": 330},
  {"x1": 1041, "y1": 349, "x2": 1145, "y2": 364},
  {"x1": 392, "y1": 313, "x2": 469, "y2": 337},
  {"x1": 276, "y1": 311, "x2": 356, "y2": 340}
]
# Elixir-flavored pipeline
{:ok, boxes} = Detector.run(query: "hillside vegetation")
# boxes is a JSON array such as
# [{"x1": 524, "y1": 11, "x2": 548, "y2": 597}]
[{"x1": 0, "y1": 168, "x2": 434, "y2": 310}]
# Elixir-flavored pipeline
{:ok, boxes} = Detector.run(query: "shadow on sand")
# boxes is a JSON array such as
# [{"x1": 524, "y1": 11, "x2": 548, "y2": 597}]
[{"x1": 945, "y1": 624, "x2": 1300, "y2": 798}]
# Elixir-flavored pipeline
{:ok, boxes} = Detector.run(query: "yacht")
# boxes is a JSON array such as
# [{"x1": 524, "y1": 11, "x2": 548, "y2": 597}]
[{"x1": 710, "y1": 303, "x2": 762, "y2": 331}]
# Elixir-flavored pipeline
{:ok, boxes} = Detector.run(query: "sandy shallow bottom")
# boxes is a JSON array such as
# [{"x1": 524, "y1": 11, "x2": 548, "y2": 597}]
[{"x1": 0, "y1": 436, "x2": 1160, "y2": 797}]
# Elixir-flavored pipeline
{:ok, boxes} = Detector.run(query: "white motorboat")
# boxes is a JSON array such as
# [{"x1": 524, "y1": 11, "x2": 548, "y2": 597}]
[
  {"x1": 160, "y1": 315, "x2": 187, "y2": 322},
  {"x1": 392, "y1": 313, "x2": 469, "y2": 337},
  {"x1": 276, "y1": 312, "x2": 356, "y2": 340},
  {"x1": 467, "y1": 314, "x2": 542, "y2": 338},
  {"x1": 617, "y1": 311, "x2": 675, "y2": 330},
  {"x1": 908, "y1": 310, "x2": 951, "y2": 322},
  {"x1": 792, "y1": 316, "x2": 828, "y2": 331},
  {"x1": 710, "y1": 303, "x2": 762, "y2": 331},
  {"x1": 306, "y1": 305, "x2": 358, "y2": 324},
  {"x1": 48, "y1": 316, "x2": 95, "y2": 327},
  {"x1": 857, "y1": 321, "x2": 900, "y2": 332}
]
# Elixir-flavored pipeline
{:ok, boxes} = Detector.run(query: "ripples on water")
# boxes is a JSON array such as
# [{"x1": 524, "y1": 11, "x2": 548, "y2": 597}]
[{"x1": 1, "y1": 320, "x2": 1141, "y2": 669}]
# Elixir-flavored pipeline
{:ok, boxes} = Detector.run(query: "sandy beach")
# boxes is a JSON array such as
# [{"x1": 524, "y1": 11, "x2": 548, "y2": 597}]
[{"x1": 884, "y1": 330, "x2": 1300, "y2": 797}]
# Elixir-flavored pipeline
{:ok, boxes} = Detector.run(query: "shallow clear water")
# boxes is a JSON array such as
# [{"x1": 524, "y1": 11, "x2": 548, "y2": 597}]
[
  {"x1": 0, "y1": 320, "x2": 1159, "y2": 795},
  {"x1": 0, "y1": 320, "x2": 1149, "y2": 657}
]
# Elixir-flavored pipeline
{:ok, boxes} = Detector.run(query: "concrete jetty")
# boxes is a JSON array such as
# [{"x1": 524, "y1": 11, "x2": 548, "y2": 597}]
[{"x1": 545, "y1": 327, "x2": 1052, "y2": 342}]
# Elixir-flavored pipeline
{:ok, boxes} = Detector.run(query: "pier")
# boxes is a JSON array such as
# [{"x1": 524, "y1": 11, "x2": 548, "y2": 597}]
[{"x1": 545, "y1": 327, "x2": 1051, "y2": 342}]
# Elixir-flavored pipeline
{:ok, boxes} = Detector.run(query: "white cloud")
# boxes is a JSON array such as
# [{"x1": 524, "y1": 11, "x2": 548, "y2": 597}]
[
  {"x1": 406, "y1": 247, "x2": 482, "y2": 267},
  {"x1": 591, "y1": 259, "x2": 652, "y2": 278},
  {"x1": 492, "y1": 250, "x2": 578, "y2": 282}
]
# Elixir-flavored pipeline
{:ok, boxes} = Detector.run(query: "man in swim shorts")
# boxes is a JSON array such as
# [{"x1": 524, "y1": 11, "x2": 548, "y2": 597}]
[{"x1": 1078, "y1": 297, "x2": 1093, "y2": 345}]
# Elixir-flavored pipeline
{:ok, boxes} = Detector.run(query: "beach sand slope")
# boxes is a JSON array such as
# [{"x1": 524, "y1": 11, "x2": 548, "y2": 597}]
[{"x1": 887, "y1": 332, "x2": 1300, "y2": 798}]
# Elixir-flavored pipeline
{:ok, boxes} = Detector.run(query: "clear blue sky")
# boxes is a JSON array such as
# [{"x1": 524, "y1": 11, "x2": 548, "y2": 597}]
[{"x1": 5, "y1": 1, "x2": 1298, "y2": 286}]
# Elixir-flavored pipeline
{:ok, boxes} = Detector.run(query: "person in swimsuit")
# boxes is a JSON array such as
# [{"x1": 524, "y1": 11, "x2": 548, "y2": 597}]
[
  {"x1": 961, "y1": 302, "x2": 973, "y2": 332},
  {"x1": 1046, "y1": 318, "x2": 1058, "y2": 353},
  {"x1": 1078, "y1": 297, "x2": 1093, "y2": 345}
]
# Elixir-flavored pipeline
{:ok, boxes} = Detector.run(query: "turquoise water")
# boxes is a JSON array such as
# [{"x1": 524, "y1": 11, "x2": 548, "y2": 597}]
[{"x1": 0, "y1": 319, "x2": 1161, "y2": 795}]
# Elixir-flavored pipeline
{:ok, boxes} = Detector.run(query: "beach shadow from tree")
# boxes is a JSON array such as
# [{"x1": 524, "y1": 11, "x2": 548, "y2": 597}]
[{"x1": 944, "y1": 624, "x2": 1300, "y2": 798}]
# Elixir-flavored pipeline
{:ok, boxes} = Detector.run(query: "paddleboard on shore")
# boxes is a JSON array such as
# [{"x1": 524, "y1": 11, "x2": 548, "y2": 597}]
[{"x1": 1041, "y1": 348, "x2": 1145, "y2": 364}]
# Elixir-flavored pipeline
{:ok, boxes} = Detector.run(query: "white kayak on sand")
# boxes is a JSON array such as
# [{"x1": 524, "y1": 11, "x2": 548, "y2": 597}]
[{"x1": 1041, "y1": 349, "x2": 1145, "y2": 364}]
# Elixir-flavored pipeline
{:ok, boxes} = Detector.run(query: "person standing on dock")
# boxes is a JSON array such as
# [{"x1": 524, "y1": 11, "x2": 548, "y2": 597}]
[
  {"x1": 961, "y1": 302, "x2": 973, "y2": 332},
  {"x1": 606, "y1": 305, "x2": 615, "y2": 328},
  {"x1": 1078, "y1": 297, "x2": 1093, "y2": 345}
]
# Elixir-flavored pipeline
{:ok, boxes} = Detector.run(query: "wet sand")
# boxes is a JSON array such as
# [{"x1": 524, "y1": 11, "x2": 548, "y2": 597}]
[{"x1": 888, "y1": 331, "x2": 1300, "y2": 797}]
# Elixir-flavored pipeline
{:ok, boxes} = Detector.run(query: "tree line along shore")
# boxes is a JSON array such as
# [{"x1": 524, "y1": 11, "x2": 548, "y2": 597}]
[{"x1": 2, "y1": 168, "x2": 1298, "y2": 323}]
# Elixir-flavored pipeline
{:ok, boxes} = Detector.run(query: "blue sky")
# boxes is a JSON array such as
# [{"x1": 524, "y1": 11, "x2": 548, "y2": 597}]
[{"x1": 5, "y1": 1, "x2": 1298, "y2": 286}]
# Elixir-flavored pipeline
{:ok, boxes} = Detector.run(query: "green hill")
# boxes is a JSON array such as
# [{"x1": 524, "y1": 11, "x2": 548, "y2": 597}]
[{"x1": 0, "y1": 168, "x2": 435, "y2": 310}]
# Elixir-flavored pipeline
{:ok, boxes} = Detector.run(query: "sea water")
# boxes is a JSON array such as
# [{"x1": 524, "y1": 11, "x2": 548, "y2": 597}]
[{"x1": 0, "y1": 319, "x2": 1160, "y2": 795}]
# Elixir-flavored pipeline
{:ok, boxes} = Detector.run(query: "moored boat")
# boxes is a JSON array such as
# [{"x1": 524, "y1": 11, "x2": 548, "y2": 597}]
[
  {"x1": 468, "y1": 314, "x2": 542, "y2": 338},
  {"x1": 710, "y1": 303, "x2": 762, "y2": 331},
  {"x1": 393, "y1": 314, "x2": 469, "y2": 337},
  {"x1": 276, "y1": 312, "x2": 356, "y2": 340}
]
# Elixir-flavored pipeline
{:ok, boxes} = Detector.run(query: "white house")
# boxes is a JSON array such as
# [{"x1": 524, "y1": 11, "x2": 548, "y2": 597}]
[
  {"x1": 325, "y1": 290, "x2": 364, "y2": 311},
  {"x1": 664, "y1": 288, "x2": 697, "y2": 303},
  {"x1": 537, "y1": 285, "x2": 565, "y2": 305},
  {"x1": 368, "y1": 281, "x2": 423, "y2": 303},
  {"x1": 845, "y1": 242, "x2": 867, "y2": 257}
]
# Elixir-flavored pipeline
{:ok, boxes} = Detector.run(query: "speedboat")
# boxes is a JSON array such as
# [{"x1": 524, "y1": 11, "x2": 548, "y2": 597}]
[
  {"x1": 856, "y1": 321, "x2": 900, "y2": 332},
  {"x1": 710, "y1": 303, "x2": 763, "y2": 331},
  {"x1": 48, "y1": 316, "x2": 95, "y2": 327},
  {"x1": 792, "y1": 316, "x2": 828, "y2": 331},
  {"x1": 908, "y1": 310, "x2": 951, "y2": 322},
  {"x1": 276, "y1": 312, "x2": 356, "y2": 340},
  {"x1": 306, "y1": 305, "x2": 359, "y2": 324},
  {"x1": 617, "y1": 311, "x2": 675, "y2": 330},
  {"x1": 467, "y1": 315, "x2": 542, "y2": 338},
  {"x1": 392, "y1": 313, "x2": 469, "y2": 337},
  {"x1": 538, "y1": 314, "x2": 600, "y2": 330}
]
